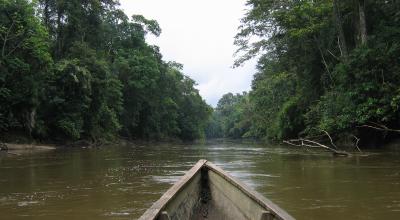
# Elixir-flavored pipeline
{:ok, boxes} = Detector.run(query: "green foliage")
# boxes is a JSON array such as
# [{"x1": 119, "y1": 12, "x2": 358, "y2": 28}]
[
  {"x1": 250, "y1": 71, "x2": 298, "y2": 139},
  {"x1": 176, "y1": 76, "x2": 212, "y2": 140},
  {"x1": 131, "y1": 15, "x2": 161, "y2": 37},
  {"x1": 1, "y1": 0, "x2": 211, "y2": 142},
  {"x1": 205, "y1": 110, "x2": 223, "y2": 139},
  {"x1": 276, "y1": 96, "x2": 304, "y2": 140},
  {"x1": 43, "y1": 59, "x2": 92, "y2": 140},
  {"x1": 229, "y1": 0, "x2": 400, "y2": 145},
  {"x1": 206, "y1": 92, "x2": 252, "y2": 139},
  {"x1": 0, "y1": 0, "x2": 52, "y2": 134},
  {"x1": 307, "y1": 42, "x2": 400, "y2": 135}
]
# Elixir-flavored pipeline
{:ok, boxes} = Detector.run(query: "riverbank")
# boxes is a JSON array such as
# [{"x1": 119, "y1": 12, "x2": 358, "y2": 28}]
[
  {"x1": 2, "y1": 143, "x2": 57, "y2": 151},
  {"x1": 0, "y1": 137, "x2": 183, "y2": 152}
]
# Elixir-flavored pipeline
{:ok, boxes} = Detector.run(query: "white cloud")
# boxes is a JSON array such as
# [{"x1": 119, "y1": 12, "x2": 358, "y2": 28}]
[{"x1": 119, "y1": 0, "x2": 256, "y2": 106}]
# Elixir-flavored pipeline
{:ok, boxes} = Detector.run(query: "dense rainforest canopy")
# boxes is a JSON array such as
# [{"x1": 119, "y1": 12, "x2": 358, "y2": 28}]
[
  {"x1": 0, "y1": 0, "x2": 211, "y2": 142},
  {"x1": 2, "y1": 0, "x2": 400, "y2": 147},
  {"x1": 208, "y1": 0, "x2": 400, "y2": 147}
]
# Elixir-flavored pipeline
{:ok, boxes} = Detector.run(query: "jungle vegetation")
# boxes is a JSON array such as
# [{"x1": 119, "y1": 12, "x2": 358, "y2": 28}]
[
  {"x1": 208, "y1": 0, "x2": 400, "y2": 147},
  {"x1": 2, "y1": 0, "x2": 400, "y2": 147},
  {"x1": 0, "y1": 0, "x2": 211, "y2": 143}
]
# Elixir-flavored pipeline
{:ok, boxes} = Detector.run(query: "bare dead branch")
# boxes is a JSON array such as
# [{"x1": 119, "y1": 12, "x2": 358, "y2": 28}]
[
  {"x1": 368, "y1": 121, "x2": 389, "y2": 130},
  {"x1": 283, "y1": 140, "x2": 301, "y2": 147},
  {"x1": 352, "y1": 135, "x2": 362, "y2": 152},
  {"x1": 358, "y1": 125, "x2": 400, "y2": 133},
  {"x1": 337, "y1": 37, "x2": 343, "y2": 57},
  {"x1": 321, "y1": 130, "x2": 338, "y2": 149},
  {"x1": 313, "y1": 36, "x2": 334, "y2": 85},
  {"x1": 283, "y1": 138, "x2": 350, "y2": 156},
  {"x1": 306, "y1": 128, "x2": 338, "y2": 149},
  {"x1": 327, "y1": 49, "x2": 340, "y2": 61}
]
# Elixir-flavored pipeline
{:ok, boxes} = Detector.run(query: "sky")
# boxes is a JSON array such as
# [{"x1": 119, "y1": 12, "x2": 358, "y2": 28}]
[{"x1": 119, "y1": 0, "x2": 256, "y2": 107}]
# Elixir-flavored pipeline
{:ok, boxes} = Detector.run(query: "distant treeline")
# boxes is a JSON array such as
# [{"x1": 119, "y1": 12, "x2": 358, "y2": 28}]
[
  {"x1": 0, "y1": 0, "x2": 211, "y2": 142},
  {"x1": 206, "y1": 0, "x2": 400, "y2": 147}
]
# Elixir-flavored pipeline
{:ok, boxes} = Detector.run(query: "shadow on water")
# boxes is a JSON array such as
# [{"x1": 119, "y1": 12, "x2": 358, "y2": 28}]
[{"x1": 0, "y1": 139, "x2": 400, "y2": 220}]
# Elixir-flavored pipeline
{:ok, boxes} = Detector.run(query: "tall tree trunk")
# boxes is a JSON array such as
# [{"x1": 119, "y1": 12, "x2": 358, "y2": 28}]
[
  {"x1": 333, "y1": 0, "x2": 348, "y2": 58},
  {"x1": 358, "y1": 0, "x2": 367, "y2": 45},
  {"x1": 23, "y1": 108, "x2": 36, "y2": 137}
]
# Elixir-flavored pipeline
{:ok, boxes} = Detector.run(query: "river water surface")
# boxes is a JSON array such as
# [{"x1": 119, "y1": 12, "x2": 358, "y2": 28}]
[{"x1": 1, "y1": 140, "x2": 400, "y2": 220}]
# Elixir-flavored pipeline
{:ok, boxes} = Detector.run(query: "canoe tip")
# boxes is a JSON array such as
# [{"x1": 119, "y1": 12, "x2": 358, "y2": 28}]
[{"x1": 198, "y1": 159, "x2": 208, "y2": 163}]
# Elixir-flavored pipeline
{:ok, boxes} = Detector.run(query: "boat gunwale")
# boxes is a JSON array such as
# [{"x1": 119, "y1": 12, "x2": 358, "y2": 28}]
[
  {"x1": 205, "y1": 161, "x2": 295, "y2": 220},
  {"x1": 138, "y1": 159, "x2": 207, "y2": 220},
  {"x1": 138, "y1": 159, "x2": 295, "y2": 220}
]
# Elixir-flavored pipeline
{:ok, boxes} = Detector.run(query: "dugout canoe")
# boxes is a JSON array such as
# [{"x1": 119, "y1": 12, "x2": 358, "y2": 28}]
[{"x1": 139, "y1": 159, "x2": 295, "y2": 220}]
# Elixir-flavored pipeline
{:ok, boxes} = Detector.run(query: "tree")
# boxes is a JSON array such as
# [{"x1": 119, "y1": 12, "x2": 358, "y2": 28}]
[
  {"x1": 231, "y1": 0, "x2": 400, "y2": 147},
  {"x1": 38, "y1": 0, "x2": 119, "y2": 58},
  {"x1": 0, "y1": 0, "x2": 52, "y2": 135},
  {"x1": 208, "y1": 92, "x2": 252, "y2": 139},
  {"x1": 1, "y1": 0, "x2": 212, "y2": 143},
  {"x1": 358, "y1": 0, "x2": 367, "y2": 45}
]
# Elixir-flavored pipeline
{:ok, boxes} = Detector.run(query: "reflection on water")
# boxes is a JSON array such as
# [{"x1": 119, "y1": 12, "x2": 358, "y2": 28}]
[{"x1": 1, "y1": 140, "x2": 400, "y2": 220}]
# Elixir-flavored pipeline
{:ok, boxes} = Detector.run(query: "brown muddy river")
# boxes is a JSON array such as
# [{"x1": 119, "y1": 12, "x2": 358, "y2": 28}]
[{"x1": 0, "y1": 140, "x2": 400, "y2": 220}]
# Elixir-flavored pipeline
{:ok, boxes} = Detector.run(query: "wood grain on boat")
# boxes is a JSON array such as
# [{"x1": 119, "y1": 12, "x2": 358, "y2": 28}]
[{"x1": 138, "y1": 160, "x2": 295, "y2": 220}]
